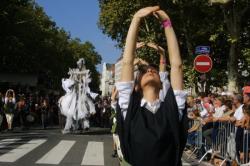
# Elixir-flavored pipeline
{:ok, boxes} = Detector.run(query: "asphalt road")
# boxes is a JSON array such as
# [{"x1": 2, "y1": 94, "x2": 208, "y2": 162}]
[
  {"x1": 0, "y1": 127, "x2": 119, "y2": 166},
  {"x1": 0, "y1": 127, "x2": 201, "y2": 166}
]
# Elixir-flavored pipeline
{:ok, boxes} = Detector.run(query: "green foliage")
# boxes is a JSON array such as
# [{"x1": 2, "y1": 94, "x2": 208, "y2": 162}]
[
  {"x1": 0, "y1": 0, "x2": 102, "y2": 91},
  {"x1": 98, "y1": 0, "x2": 250, "y2": 92}
]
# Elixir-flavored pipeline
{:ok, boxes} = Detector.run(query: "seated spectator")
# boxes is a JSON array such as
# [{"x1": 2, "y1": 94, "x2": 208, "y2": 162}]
[{"x1": 187, "y1": 109, "x2": 202, "y2": 147}]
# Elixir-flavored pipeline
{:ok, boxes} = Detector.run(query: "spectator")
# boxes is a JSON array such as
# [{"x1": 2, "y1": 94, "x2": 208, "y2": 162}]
[{"x1": 4, "y1": 89, "x2": 16, "y2": 131}]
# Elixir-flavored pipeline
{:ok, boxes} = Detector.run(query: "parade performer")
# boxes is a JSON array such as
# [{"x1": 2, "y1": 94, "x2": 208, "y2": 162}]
[
  {"x1": 115, "y1": 6, "x2": 188, "y2": 166},
  {"x1": 58, "y1": 58, "x2": 98, "y2": 134}
]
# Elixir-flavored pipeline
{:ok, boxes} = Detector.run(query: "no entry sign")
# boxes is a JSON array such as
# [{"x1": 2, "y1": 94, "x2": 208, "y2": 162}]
[{"x1": 194, "y1": 55, "x2": 213, "y2": 73}]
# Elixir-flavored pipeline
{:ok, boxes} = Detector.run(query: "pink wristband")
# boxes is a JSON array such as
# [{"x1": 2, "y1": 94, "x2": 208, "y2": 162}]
[
  {"x1": 162, "y1": 19, "x2": 172, "y2": 28},
  {"x1": 160, "y1": 60, "x2": 166, "y2": 64}
]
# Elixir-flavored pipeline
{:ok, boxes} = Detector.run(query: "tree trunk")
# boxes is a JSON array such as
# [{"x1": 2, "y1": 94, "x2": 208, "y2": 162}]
[
  {"x1": 224, "y1": 4, "x2": 241, "y2": 92},
  {"x1": 227, "y1": 42, "x2": 238, "y2": 92}
]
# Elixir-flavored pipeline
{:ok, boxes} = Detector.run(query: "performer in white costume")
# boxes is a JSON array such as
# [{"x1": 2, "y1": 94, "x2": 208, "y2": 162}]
[{"x1": 58, "y1": 58, "x2": 98, "y2": 134}]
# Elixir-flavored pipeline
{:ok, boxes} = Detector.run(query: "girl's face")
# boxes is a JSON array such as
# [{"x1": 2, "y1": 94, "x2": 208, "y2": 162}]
[
  {"x1": 140, "y1": 67, "x2": 161, "y2": 90},
  {"x1": 214, "y1": 98, "x2": 222, "y2": 107},
  {"x1": 8, "y1": 97, "x2": 13, "y2": 101}
]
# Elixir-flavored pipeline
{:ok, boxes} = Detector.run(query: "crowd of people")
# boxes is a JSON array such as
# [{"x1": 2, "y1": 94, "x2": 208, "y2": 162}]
[
  {"x1": 1, "y1": 5, "x2": 249, "y2": 166},
  {"x1": 0, "y1": 87, "x2": 116, "y2": 132},
  {"x1": 0, "y1": 88, "x2": 60, "y2": 131},
  {"x1": 185, "y1": 86, "x2": 250, "y2": 164}
]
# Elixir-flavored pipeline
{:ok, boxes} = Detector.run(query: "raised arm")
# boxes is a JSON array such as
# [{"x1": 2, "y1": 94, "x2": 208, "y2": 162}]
[
  {"x1": 5, "y1": 90, "x2": 10, "y2": 97},
  {"x1": 146, "y1": 42, "x2": 166, "y2": 72},
  {"x1": 120, "y1": 6, "x2": 160, "y2": 82},
  {"x1": 11, "y1": 90, "x2": 15, "y2": 98},
  {"x1": 155, "y1": 10, "x2": 183, "y2": 90}
]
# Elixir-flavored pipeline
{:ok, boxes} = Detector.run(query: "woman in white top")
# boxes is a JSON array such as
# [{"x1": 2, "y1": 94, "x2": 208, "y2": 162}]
[
  {"x1": 4, "y1": 89, "x2": 16, "y2": 130},
  {"x1": 115, "y1": 6, "x2": 187, "y2": 166}
]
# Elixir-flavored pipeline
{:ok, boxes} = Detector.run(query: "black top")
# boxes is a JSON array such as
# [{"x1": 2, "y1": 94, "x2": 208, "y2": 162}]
[{"x1": 116, "y1": 87, "x2": 188, "y2": 166}]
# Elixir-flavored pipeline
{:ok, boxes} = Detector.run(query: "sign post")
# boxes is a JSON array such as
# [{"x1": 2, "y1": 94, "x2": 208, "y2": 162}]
[
  {"x1": 195, "y1": 46, "x2": 210, "y2": 55},
  {"x1": 194, "y1": 55, "x2": 213, "y2": 73}
]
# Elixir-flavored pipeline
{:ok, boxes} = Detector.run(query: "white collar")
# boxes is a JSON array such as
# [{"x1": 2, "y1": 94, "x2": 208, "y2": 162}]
[{"x1": 140, "y1": 98, "x2": 162, "y2": 114}]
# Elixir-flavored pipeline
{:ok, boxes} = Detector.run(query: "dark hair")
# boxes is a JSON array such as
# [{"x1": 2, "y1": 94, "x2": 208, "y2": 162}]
[
  {"x1": 195, "y1": 99, "x2": 201, "y2": 104},
  {"x1": 243, "y1": 104, "x2": 250, "y2": 115},
  {"x1": 134, "y1": 64, "x2": 161, "y2": 93},
  {"x1": 234, "y1": 94, "x2": 243, "y2": 103},
  {"x1": 215, "y1": 96, "x2": 225, "y2": 105},
  {"x1": 199, "y1": 92, "x2": 206, "y2": 98},
  {"x1": 224, "y1": 99, "x2": 232, "y2": 110},
  {"x1": 193, "y1": 109, "x2": 200, "y2": 117}
]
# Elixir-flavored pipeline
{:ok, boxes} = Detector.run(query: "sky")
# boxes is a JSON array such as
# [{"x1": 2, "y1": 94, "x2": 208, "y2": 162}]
[{"x1": 35, "y1": 0, "x2": 121, "y2": 72}]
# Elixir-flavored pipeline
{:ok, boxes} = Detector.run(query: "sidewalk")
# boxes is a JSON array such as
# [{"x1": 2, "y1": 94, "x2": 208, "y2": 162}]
[{"x1": 182, "y1": 152, "x2": 213, "y2": 166}]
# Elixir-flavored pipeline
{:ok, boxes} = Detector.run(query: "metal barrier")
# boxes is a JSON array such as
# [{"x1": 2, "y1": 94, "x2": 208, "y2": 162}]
[
  {"x1": 241, "y1": 129, "x2": 250, "y2": 165},
  {"x1": 199, "y1": 122, "x2": 236, "y2": 166},
  {"x1": 187, "y1": 117, "x2": 250, "y2": 166},
  {"x1": 185, "y1": 119, "x2": 203, "y2": 159}
]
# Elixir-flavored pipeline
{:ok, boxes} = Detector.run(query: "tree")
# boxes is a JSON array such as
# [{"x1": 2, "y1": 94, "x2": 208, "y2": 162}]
[
  {"x1": 98, "y1": 0, "x2": 250, "y2": 93},
  {"x1": 209, "y1": 0, "x2": 250, "y2": 92},
  {"x1": 0, "y1": 0, "x2": 102, "y2": 91}
]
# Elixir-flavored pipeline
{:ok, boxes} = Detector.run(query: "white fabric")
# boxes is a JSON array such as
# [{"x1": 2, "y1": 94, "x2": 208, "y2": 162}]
[
  {"x1": 116, "y1": 71, "x2": 187, "y2": 120},
  {"x1": 200, "y1": 108, "x2": 208, "y2": 118},
  {"x1": 213, "y1": 105, "x2": 225, "y2": 118},
  {"x1": 58, "y1": 70, "x2": 96, "y2": 120},
  {"x1": 141, "y1": 98, "x2": 161, "y2": 114},
  {"x1": 5, "y1": 113, "x2": 14, "y2": 129},
  {"x1": 113, "y1": 134, "x2": 123, "y2": 159},
  {"x1": 62, "y1": 79, "x2": 75, "y2": 93},
  {"x1": 233, "y1": 104, "x2": 244, "y2": 120},
  {"x1": 64, "y1": 116, "x2": 73, "y2": 131},
  {"x1": 111, "y1": 101, "x2": 117, "y2": 110},
  {"x1": 82, "y1": 119, "x2": 90, "y2": 129},
  {"x1": 4, "y1": 97, "x2": 15, "y2": 104}
]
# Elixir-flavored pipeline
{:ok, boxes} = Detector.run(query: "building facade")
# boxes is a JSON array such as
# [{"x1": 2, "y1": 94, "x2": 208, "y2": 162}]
[{"x1": 100, "y1": 63, "x2": 115, "y2": 96}]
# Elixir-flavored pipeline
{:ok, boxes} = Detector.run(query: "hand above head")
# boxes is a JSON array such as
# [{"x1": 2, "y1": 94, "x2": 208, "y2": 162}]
[
  {"x1": 146, "y1": 42, "x2": 165, "y2": 55},
  {"x1": 136, "y1": 42, "x2": 145, "y2": 49},
  {"x1": 154, "y1": 10, "x2": 170, "y2": 21},
  {"x1": 133, "y1": 6, "x2": 160, "y2": 19}
]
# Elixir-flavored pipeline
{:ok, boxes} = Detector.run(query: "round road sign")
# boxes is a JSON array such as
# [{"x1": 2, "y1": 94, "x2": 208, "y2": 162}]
[{"x1": 194, "y1": 55, "x2": 213, "y2": 73}]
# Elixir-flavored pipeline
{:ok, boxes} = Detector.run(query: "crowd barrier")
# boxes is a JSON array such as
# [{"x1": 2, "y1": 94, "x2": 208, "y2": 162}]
[{"x1": 186, "y1": 120, "x2": 250, "y2": 166}]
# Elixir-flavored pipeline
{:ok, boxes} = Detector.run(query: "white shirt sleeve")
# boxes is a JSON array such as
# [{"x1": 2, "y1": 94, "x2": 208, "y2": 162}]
[
  {"x1": 159, "y1": 72, "x2": 170, "y2": 101},
  {"x1": 174, "y1": 90, "x2": 188, "y2": 120},
  {"x1": 115, "y1": 81, "x2": 134, "y2": 119},
  {"x1": 111, "y1": 101, "x2": 117, "y2": 110},
  {"x1": 4, "y1": 97, "x2": 16, "y2": 104},
  {"x1": 233, "y1": 105, "x2": 244, "y2": 120},
  {"x1": 159, "y1": 71, "x2": 187, "y2": 120},
  {"x1": 116, "y1": 72, "x2": 187, "y2": 121}
]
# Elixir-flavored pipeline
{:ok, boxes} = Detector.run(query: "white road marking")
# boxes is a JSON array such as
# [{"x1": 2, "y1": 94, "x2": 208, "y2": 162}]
[
  {"x1": 36, "y1": 140, "x2": 75, "y2": 164},
  {"x1": 81, "y1": 141, "x2": 104, "y2": 165},
  {"x1": 0, "y1": 139, "x2": 46, "y2": 162}
]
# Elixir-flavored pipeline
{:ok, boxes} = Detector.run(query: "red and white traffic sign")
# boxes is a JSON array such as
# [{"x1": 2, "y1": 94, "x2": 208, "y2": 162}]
[{"x1": 194, "y1": 55, "x2": 213, "y2": 73}]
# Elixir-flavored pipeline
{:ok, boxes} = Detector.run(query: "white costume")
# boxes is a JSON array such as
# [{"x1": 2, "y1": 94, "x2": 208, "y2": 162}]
[{"x1": 58, "y1": 58, "x2": 98, "y2": 133}]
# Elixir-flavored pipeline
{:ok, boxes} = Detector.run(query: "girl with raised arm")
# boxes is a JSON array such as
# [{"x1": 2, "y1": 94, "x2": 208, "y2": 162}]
[{"x1": 116, "y1": 6, "x2": 187, "y2": 166}]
